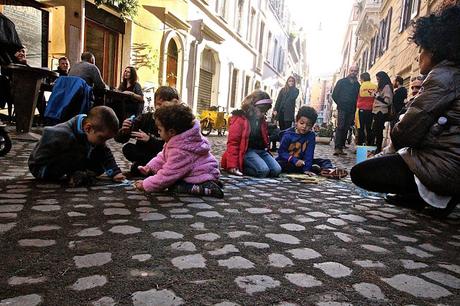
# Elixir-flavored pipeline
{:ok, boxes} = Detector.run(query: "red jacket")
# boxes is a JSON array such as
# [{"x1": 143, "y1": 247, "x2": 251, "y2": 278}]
[{"x1": 221, "y1": 112, "x2": 269, "y2": 171}]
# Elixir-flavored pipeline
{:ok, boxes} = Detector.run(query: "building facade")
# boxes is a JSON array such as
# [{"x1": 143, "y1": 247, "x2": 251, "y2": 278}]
[
  {"x1": 353, "y1": 0, "x2": 444, "y2": 85},
  {"x1": 1, "y1": 0, "x2": 309, "y2": 115}
]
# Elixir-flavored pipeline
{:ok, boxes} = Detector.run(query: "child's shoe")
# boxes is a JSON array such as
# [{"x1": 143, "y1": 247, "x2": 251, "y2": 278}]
[{"x1": 198, "y1": 181, "x2": 224, "y2": 198}]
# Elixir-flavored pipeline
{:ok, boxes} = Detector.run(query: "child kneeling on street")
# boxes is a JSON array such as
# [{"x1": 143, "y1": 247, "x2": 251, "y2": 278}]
[
  {"x1": 276, "y1": 106, "x2": 347, "y2": 179},
  {"x1": 28, "y1": 106, "x2": 125, "y2": 186},
  {"x1": 133, "y1": 103, "x2": 223, "y2": 198}
]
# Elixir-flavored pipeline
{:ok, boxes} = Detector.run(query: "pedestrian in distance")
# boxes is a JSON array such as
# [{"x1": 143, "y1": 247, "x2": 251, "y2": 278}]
[
  {"x1": 390, "y1": 75, "x2": 408, "y2": 129},
  {"x1": 115, "y1": 86, "x2": 179, "y2": 175},
  {"x1": 332, "y1": 65, "x2": 360, "y2": 156},
  {"x1": 221, "y1": 90, "x2": 282, "y2": 178},
  {"x1": 371, "y1": 71, "x2": 393, "y2": 153},
  {"x1": 273, "y1": 76, "x2": 299, "y2": 131},
  {"x1": 356, "y1": 72, "x2": 377, "y2": 145},
  {"x1": 276, "y1": 106, "x2": 347, "y2": 179},
  {"x1": 351, "y1": 3, "x2": 460, "y2": 217},
  {"x1": 134, "y1": 103, "x2": 223, "y2": 198},
  {"x1": 28, "y1": 106, "x2": 125, "y2": 187}
]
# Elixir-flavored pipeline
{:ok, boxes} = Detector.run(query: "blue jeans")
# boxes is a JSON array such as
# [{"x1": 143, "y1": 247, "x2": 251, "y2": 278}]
[{"x1": 243, "y1": 149, "x2": 282, "y2": 178}]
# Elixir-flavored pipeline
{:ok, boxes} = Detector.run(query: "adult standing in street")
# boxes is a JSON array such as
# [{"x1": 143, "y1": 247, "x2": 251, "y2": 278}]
[
  {"x1": 356, "y1": 72, "x2": 377, "y2": 145},
  {"x1": 273, "y1": 76, "x2": 299, "y2": 131},
  {"x1": 371, "y1": 71, "x2": 393, "y2": 153},
  {"x1": 332, "y1": 65, "x2": 360, "y2": 155},
  {"x1": 391, "y1": 75, "x2": 407, "y2": 129}
]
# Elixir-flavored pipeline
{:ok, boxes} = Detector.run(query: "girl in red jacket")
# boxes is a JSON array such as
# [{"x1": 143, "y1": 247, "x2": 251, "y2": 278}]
[{"x1": 221, "y1": 90, "x2": 282, "y2": 178}]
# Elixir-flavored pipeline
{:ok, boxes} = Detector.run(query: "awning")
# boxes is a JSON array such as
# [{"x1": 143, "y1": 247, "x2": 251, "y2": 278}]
[{"x1": 143, "y1": 5, "x2": 190, "y2": 32}]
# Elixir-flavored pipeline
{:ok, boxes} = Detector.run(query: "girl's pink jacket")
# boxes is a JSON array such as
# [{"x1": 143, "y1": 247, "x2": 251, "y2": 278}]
[{"x1": 142, "y1": 120, "x2": 220, "y2": 192}]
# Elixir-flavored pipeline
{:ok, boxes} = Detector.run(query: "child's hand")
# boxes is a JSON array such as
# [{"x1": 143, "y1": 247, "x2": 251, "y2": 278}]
[
  {"x1": 112, "y1": 173, "x2": 126, "y2": 182},
  {"x1": 303, "y1": 171, "x2": 317, "y2": 177},
  {"x1": 138, "y1": 165, "x2": 151, "y2": 176},
  {"x1": 295, "y1": 160, "x2": 305, "y2": 167},
  {"x1": 134, "y1": 180, "x2": 144, "y2": 191},
  {"x1": 131, "y1": 129, "x2": 150, "y2": 142},
  {"x1": 228, "y1": 168, "x2": 243, "y2": 176}
]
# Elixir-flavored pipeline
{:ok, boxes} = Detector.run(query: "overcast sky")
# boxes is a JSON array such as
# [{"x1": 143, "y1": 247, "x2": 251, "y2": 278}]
[{"x1": 287, "y1": 0, "x2": 355, "y2": 79}]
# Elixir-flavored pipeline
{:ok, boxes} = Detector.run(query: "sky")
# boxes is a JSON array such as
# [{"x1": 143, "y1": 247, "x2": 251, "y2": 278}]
[{"x1": 287, "y1": 0, "x2": 355, "y2": 79}]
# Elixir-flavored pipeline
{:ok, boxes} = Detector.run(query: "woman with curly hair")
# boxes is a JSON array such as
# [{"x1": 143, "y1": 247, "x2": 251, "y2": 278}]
[{"x1": 351, "y1": 4, "x2": 460, "y2": 217}]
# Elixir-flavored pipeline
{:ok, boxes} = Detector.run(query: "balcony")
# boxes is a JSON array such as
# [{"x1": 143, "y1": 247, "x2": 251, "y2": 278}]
[{"x1": 355, "y1": 0, "x2": 383, "y2": 42}]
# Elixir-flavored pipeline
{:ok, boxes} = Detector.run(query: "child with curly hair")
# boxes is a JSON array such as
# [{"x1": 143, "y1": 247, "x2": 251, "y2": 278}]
[
  {"x1": 134, "y1": 104, "x2": 223, "y2": 198},
  {"x1": 277, "y1": 106, "x2": 347, "y2": 179},
  {"x1": 221, "y1": 90, "x2": 281, "y2": 178}
]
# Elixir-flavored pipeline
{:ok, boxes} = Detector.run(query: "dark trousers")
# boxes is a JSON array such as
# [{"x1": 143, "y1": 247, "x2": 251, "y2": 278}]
[
  {"x1": 279, "y1": 120, "x2": 293, "y2": 131},
  {"x1": 371, "y1": 112, "x2": 386, "y2": 152},
  {"x1": 279, "y1": 158, "x2": 334, "y2": 173},
  {"x1": 122, "y1": 143, "x2": 159, "y2": 166},
  {"x1": 31, "y1": 150, "x2": 106, "y2": 180},
  {"x1": 334, "y1": 109, "x2": 355, "y2": 149},
  {"x1": 357, "y1": 109, "x2": 373, "y2": 145},
  {"x1": 351, "y1": 154, "x2": 417, "y2": 194}
]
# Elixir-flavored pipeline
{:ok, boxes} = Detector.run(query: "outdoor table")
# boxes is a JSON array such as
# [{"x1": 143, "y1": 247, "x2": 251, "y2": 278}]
[
  {"x1": 104, "y1": 89, "x2": 143, "y2": 124},
  {"x1": 6, "y1": 64, "x2": 58, "y2": 133}
]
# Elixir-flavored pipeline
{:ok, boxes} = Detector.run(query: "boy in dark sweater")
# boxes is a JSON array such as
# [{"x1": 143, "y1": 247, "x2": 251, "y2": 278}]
[
  {"x1": 277, "y1": 106, "x2": 346, "y2": 178},
  {"x1": 28, "y1": 106, "x2": 125, "y2": 186},
  {"x1": 114, "y1": 86, "x2": 179, "y2": 174}
]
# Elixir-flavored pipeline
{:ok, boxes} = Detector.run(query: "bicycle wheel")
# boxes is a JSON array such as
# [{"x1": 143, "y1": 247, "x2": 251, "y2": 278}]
[
  {"x1": 0, "y1": 129, "x2": 12, "y2": 157},
  {"x1": 200, "y1": 119, "x2": 213, "y2": 136}
]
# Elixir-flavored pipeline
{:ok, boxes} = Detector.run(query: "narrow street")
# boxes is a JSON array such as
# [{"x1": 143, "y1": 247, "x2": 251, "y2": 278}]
[{"x1": 0, "y1": 135, "x2": 459, "y2": 305}]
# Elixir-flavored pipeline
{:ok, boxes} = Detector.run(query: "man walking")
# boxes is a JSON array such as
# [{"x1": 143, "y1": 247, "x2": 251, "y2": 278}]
[{"x1": 332, "y1": 65, "x2": 360, "y2": 155}]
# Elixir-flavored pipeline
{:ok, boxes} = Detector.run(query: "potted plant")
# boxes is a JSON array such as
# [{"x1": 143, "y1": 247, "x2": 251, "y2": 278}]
[{"x1": 316, "y1": 122, "x2": 334, "y2": 145}]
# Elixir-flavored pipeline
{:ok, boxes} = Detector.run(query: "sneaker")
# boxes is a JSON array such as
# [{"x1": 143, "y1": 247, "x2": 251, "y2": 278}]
[
  {"x1": 196, "y1": 181, "x2": 224, "y2": 198},
  {"x1": 333, "y1": 148, "x2": 344, "y2": 156},
  {"x1": 311, "y1": 164, "x2": 321, "y2": 174}
]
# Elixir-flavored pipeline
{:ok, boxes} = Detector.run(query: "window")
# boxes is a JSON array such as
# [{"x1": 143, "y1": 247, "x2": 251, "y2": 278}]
[
  {"x1": 273, "y1": 39, "x2": 278, "y2": 67},
  {"x1": 236, "y1": 0, "x2": 244, "y2": 34},
  {"x1": 248, "y1": 9, "x2": 256, "y2": 44},
  {"x1": 362, "y1": 48, "x2": 369, "y2": 72},
  {"x1": 384, "y1": 8, "x2": 392, "y2": 52},
  {"x1": 278, "y1": 49, "x2": 284, "y2": 72},
  {"x1": 400, "y1": 0, "x2": 420, "y2": 32},
  {"x1": 266, "y1": 32, "x2": 272, "y2": 60},
  {"x1": 258, "y1": 22, "x2": 265, "y2": 53},
  {"x1": 410, "y1": 0, "x2": 420, "y2": 19},
  {"x1": 244, "y1": 75, "x2": 251, "y2": 96},
  {"x1": 230, "y1": 68, "x2": 238, "y2": 108}
]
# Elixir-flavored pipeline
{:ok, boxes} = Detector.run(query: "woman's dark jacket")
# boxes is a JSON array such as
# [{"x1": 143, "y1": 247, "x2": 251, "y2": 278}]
[{"x1": 274, "y1": 87, "x2": 299, "y2": 122}]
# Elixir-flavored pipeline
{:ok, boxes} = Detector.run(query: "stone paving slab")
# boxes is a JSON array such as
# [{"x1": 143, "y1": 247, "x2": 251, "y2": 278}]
[{"x1": 0, "y1": 135, "x2": 459, "y2": 305}]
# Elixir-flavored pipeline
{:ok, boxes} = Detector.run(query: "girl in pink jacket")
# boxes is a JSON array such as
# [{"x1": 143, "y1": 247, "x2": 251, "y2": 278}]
[{"x1": 134, "y1": 104, "x2": 223, "y2": 198}]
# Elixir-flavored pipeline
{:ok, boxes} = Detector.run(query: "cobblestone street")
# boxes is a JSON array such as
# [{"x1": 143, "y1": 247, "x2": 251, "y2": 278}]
[{"x1": 0, "y1": 134, "x2": 459, "y2": 305}]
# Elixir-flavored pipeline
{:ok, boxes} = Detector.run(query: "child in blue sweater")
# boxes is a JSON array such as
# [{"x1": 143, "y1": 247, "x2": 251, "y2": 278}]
[{"x1": 277, "y1": 106, "x2": 347, "y2": 178}]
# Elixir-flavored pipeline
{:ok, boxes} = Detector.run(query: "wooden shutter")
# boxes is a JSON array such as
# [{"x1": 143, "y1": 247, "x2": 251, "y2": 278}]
[{"x1": 197, "y1": 69, "x2": 213, "y2": 114}]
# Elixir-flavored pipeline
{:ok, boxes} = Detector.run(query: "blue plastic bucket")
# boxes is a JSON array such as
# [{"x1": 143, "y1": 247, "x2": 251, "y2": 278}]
[{"x1": 356, "y1": 146, "x2": 377, "y2": 164}]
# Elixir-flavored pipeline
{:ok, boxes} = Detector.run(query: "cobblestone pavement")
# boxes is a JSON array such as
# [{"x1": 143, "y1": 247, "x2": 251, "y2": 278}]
[{"x1": 0, "y1": 133, "x2": 459, "y2": 306}]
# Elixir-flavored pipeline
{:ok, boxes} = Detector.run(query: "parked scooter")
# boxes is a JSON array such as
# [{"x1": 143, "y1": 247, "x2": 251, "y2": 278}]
[{"x1": 0, "y1": 122, "x2": 12, "y2": 156}]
